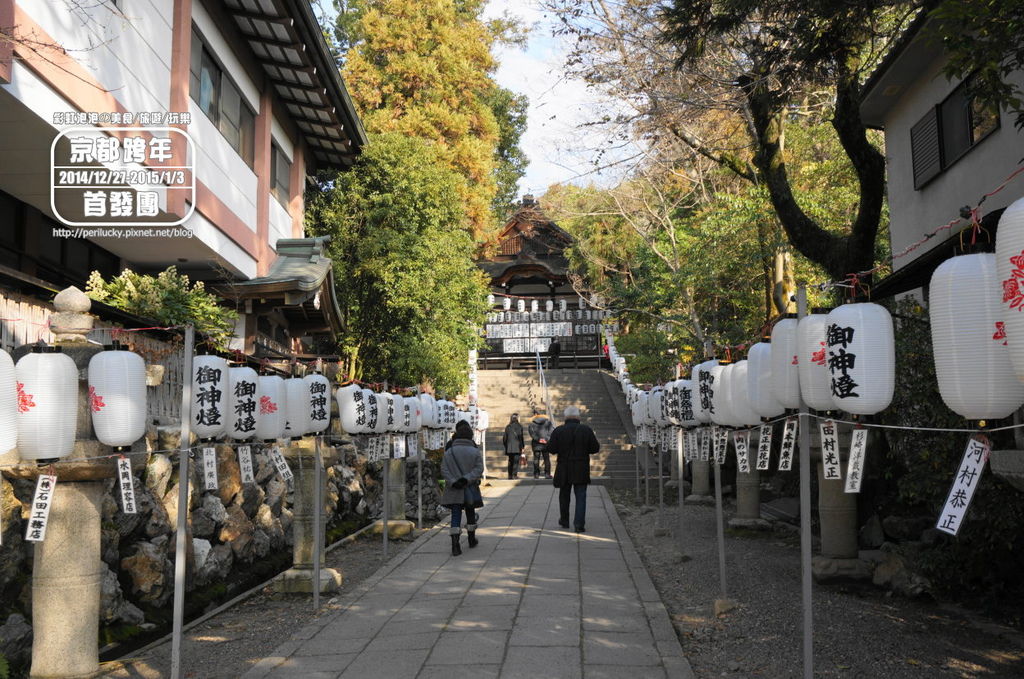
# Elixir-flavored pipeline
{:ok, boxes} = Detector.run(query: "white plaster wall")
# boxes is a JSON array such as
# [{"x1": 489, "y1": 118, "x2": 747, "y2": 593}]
[
  {"x1": 883, "y1": 63, "x2": 1024, "y2": 271},
  {"x1": 268, "y1": 197, "x2": 292, "y2": 249},
  {"x1": 25, "y1": 0, "x2": 172, "y2": 115},
  {"x1": 271, "y1": 119, "x2": 294, "y2": 161},
  {"x1": 184, "y1": 208, "x2": 257, "y2": 279}
]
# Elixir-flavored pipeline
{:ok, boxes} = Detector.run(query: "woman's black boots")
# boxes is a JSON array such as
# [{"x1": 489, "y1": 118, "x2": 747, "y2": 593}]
[
  {"x1": 450, "y1": 527, "x2": 462, "y2": 556},
  {"x1": 467, "y1": 523, "x2": 478, "y2": 548}
]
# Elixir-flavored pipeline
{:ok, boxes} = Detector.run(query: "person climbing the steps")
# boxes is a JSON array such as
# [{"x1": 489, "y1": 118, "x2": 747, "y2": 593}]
[
  {"x1": 548, "y1": 338, "x2": 561, "y2": 369},
  {"x1": 440, "y1": 420, "x2": 483, "y2": 556},
  {"x1": 548, "y1": 405, "x2": 601, "y2": 532},
  {"x1": 502, "y1": 412, "x2": 525, "y2": 479},
  {"x1": 528, "y1": 406, "x2": 554, "y2": 479}
]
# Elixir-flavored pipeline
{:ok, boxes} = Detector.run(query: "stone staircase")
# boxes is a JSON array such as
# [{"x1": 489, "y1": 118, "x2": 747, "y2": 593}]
[{"x1": 477, "y1": 369, "x2": 636, "y2": 487}]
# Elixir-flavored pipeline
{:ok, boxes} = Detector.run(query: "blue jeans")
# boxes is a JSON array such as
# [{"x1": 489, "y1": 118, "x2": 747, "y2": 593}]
[
  {"x1": 450, "y1": 504, "x2": 477, "y2": 530},
  {"x1": 559, "y1": 483, "x2": 587, "y2": 529}
]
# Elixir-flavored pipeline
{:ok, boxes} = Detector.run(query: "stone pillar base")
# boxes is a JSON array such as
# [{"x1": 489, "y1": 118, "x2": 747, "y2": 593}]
[
  {"x1": 811, "y1": 556, "x2": 873, "y2": 584},
  {"x1": 685, "y1": 494, "x2": 715, "y2": 506},
  {"x1": 274, "y1": 567, "x2": 343, "y2": 594},
  {"x1": 727, "y1": 517, "x2": 772, "y2": 531},
  {"x1": 368, "y1": 519, "x2": 416, "y2": 539}
]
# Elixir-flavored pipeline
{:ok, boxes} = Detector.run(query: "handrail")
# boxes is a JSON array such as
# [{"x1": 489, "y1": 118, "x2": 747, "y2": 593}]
[{"x1": 534, "y1": 346, "x2": 552, "y2": 417}]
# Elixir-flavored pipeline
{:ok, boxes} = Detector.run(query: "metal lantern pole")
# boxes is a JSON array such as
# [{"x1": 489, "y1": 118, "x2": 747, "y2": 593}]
[
  {"x1": 417, "y1": 432, "x2": 423, "y2": 531},
  {"x1": 714, "y1": 453, "x2": 728, "y2": 600},
  {"x1": 797, "y1": 284, "x2": 814, "y2": 679},
  {"x1": 382, "y1": 444, "x2": 390, "y2": 561},
  {"x1": 634, "y1": 442, "x2": 640, "y2": 505},
  {"x1": 677, "y1": 427, "x2": 685, "y2": 549},
  {"x1": 313, "y1": 435, "x2": 322, "y2": 611},
  {"x1": 170, "y1": 325, "x2": 195, "y2": 679}
]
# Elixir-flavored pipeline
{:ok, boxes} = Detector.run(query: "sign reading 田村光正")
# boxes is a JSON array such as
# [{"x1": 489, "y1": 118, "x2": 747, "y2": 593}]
[{"x1": 51, "y1": 123, "x2": 195, "y2": 227}]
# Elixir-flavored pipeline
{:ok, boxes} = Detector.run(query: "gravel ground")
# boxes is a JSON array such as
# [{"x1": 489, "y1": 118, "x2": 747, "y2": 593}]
[
  {"x1": 98, "y1": 531, "x2": 418, "y2": 679},
  {"x1": 609, "y1": 487, "x2": 1024, "y2": 679}
]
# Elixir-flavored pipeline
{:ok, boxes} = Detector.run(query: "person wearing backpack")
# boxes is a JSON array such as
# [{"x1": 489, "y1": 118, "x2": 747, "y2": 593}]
[
  {"x1": 440, "y1": 420, "x2": 484, "y2": 556},
  {"x1": 527, "y1": 407, "x2": 554, "y2": 479},
  {"x1": 548, "y1": 405, "x2": 601, "y2": 532},
  {"x1": 501, "y1": 413, "x2": 525, "y2": 479}
]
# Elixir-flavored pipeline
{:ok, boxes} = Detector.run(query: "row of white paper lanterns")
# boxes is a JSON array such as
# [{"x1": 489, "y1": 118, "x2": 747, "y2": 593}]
[
  {"x1": 608, "y1": 300, "x2": 898, "y2": 427},
  {"x1": 488, "y1": 294, "x2": 597, "y2": 312},
  {"x1": 0, "y1": 346, "x2": 489, "y2": 462}
]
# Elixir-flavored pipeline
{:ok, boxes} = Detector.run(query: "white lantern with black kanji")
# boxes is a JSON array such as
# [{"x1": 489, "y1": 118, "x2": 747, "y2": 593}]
[
  {"x1": 0, "y1": 349, "x2": 16, "y2": 454},
  {"x1": 630, "y1": 392, "x2": 647, "y2": 428},
  {"x1": 676, "y1": 379, "x2": 698, "y2": 427},
  {"x1": 517, "y1": 299, "x2": 526, "y2": 313},
  {"x1": 256, "y1": 374, "x2": 287, "y2": 440},
  {"x1": 503, "y1": 296, "x2": 511, "y2": 311},
  {"x1": 995, "y1": 195, "x2": 1024, "y2": 377},
  {"x1": 305, "y1": 372, "x2": 332, "y2": 433},
  {"x1": 487, "y1": 294, "x2": 495, "y2": 306},
  {"x1": 710, "y1": 363, "x2": 736, "y2": 426},
  {"x1": 405, "y1": 396, "x2": 422, "y2": 431},
  {"x1": 797, "y1": 312, "x2": 837, "y2": 412},
  {"x1": 692, "y1": 359, "x2": 719, "y2": 424},
  {"x1": 88, "y1": 345, "x2": 147, "y2": 449},
  {"x1": 559, "y1": 299, "x2": 567, "y2": 312},
  {"x1": 931, "y1": 253, "x2": 1024, "y2": 419},
  {"x1": 381, "y1": 393, "x2": 401, "y2": 433},
  {"x1": 771, "y1": 317, "x2": 801, "y2": 409},
  {"x1": 747, "y1": 342, "x2": 784, "y2": 418},
  {"x1": 192, "y1": 354, "x2": 228, "y2": 440},
  {"x1": 225, "y1": 366, "x2": 259, "y2": 440},
  {"x1": 16, "y1": 347, "x2": 78, "y2": 461},
  {"x1": 825, "y1": 303, "x2": 895, "y2": 415},
  {"x1": 283, "y1": 377, "x2": 310, "y2": 438},
  {"x1": 730, "y1": 360, "x2": 762, "y2": 426},
  {"x1": 647, "y1": 386, "x2": 665, "y2": 427},
  {"x1": 365, "y1": 390, "x2": 386, "y2": 434},
  {"x1": 336, "y1": 384, "x2": 366, "y2": 435}
]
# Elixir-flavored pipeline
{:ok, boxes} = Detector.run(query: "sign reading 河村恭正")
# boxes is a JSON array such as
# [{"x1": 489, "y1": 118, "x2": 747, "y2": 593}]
[
  {"x1": 202, "y1": 446, "x2": 218, "y2": 491},
  {"x1": 734, "y1": 430, "x2": 751, "y2": 474},
  {"x1": 25, "y1": 474, "x2": 58, "y2": 543},
  {"x1": 756, "y1": 425, "x2": 772, "y2": 470},
  {"x1": 117, "y1": 457, "x2": 137, "y2": 514},
  {"x1": 936, "y1": 436, "x2": 989, "y2": 536},
  {"x1": 714, "y1": 427, "x2": 729, "y2": 465},
  {"x1": 270, "y1": 446, "x2": 293, "y2": 482},
  {"x1": 237, "y1": 445, "x2": 254, "y2": 485},
  {"x1": 819, "y1": 420, "x2": 841, "y2": 481},
  {"x1": 700, "y1": 427, "x2": 711, "y2": 461},
  {"x1": 844, "y1": 429, "x2": 868, "y2": 494},
  {"x1": 393, "y1": 435, "x2": 406, "y2": 459},
  {"x1": 778, "y1": 417, "x2": 798, "y2": 471}
]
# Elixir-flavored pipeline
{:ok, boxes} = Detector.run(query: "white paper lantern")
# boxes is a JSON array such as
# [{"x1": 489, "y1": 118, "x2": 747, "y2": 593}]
[
  {"x1": 417, "y1": 393, "x2": 437, "y2": 429},
  {"x1": 336, "y1": 383, "x2": 366, "y2": 435},
  {"x1": 192, "y1": 354, "x2": 228, "y2": 440},
  {"x1": 305, "y1": 373, "x2": 332, "y2": 433},
  {"x1": 477, "y1": 408, "x2": 490, "y2": 431},
  {"x1": 256, "y1": 374, "x2": 287, "y2": 440},
  {"x1": 692, "y1": 360, "x2": 719, "y2": 424},
  {"x1": 378, "y1": 392, "x2": 400, "y2": 433},
  {"x1": 503, "y1": 296, "x2": 511, "y2": 310},
  {"x1": 517, "y1": 299, "x2": 526, "y2": 313},
  {"x1": 825, "y1": 303, "x2": 895, "y2": 415},
  {"x1": 0, "y1": 350, "x2": 16, "y2": 454},
  {"x1": 729, "y1": 361, "x2": 762, "y2": 426},
  {"x1": 559, "y1": 299, "x2": 567, "y2": 312},
  {"x1": 771, "y1": 317, "x2": 801, "y2": 409},
  {"x1": 630, "y1": 392, "x2": 647, "y2": 427},
  {"x1": 746, "y1": 342, "x2": 784, "y2": 418},
  {"x1": 224, "y1": 366, "x2": 259, "y2": 441},
  {"x1": 931, "y1": 253, "x2": 1024, "y2": 419},
  {"x1": 88, "y1": 347, "x2": 147, "y2": 449},
  {"x1": 284, "y1": 377, "x2": 310, "y2": 438},
  {"x1": 487, "y1": 294, "x2": 495, "y2": 306},
  {"x1": 648, "y1": 386, "x2": 666, "y2": 426},
  {"x1": 16, "y1": 348, "x2": 77, "y2": 461},
  {"x1": 797, "y1": 313, "x2": 837, "y2": 412},
  {"x1": 995, "y1": 195, "x2": 1024, "y2": 377},
  {"x1": 710, "y1": 363, "x2": 736, "y2": 426},
  {"x1": 366, "y1": 390, "x2": 387, "y2": 434},
  {"x1": 676, "y1": 379, "x2": 698, "y2": 427},
  {"x1": 405, "y1": 396, "x2": 422, "y2": 431}
]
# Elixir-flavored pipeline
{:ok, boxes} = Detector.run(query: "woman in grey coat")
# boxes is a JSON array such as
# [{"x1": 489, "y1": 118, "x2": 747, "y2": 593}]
[{"x1": 440, "y1": 420, "x2": 484, "y2": 556}]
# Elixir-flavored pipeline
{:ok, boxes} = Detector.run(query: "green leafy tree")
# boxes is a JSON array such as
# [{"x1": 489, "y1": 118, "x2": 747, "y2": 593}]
[
  {"x1": 85, "y1": 267, "x2": 237, "y2": 350},
  {"x1": 486, "y1": 87, "x2": 529, "y2": 221},
  {"x1": 336, "y1": 0, "x2": 513, "y2": 240},
  {"x1": 307, "y1": 133, "x2": 489, "y2": 394}
]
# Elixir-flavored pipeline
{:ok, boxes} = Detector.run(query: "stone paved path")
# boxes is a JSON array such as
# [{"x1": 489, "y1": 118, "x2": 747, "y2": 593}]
[{"x1": 243, "y1": 482, "x2": 694, "y2": 679}]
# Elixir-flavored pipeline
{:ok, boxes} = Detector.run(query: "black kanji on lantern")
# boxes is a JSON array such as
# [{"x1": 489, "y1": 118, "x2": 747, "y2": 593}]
[{"x1": 826, "y1": 323, "x2": 860, "y2": 399}]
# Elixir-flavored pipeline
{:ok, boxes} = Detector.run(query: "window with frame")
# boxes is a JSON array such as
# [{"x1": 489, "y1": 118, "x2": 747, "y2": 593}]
[
  {"x1": 910, "y1": 77, "x2": 999, "y2": 189},
  {"x1": 270, "y1": 144, "x2": 291, "y2": 205},
  {"x1": 189, "y1": 27, "x2": 256, "y2": 168}
]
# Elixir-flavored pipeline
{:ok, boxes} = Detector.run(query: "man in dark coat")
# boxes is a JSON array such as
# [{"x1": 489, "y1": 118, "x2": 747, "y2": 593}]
[
  {"x1": 548, "y1": 339, "x2": 561, "y2": 369},
  {"x1": 547, "y1": 405, "x2": 601, "y2": 532},
  {"x1": 501, "y1": 413, "x2": 525, "y2": 479}
]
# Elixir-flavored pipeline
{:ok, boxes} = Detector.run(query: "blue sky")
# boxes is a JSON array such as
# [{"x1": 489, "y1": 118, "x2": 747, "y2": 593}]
[{"x1": 482, "y1": 0, "x2": 616, "y2": 197}]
